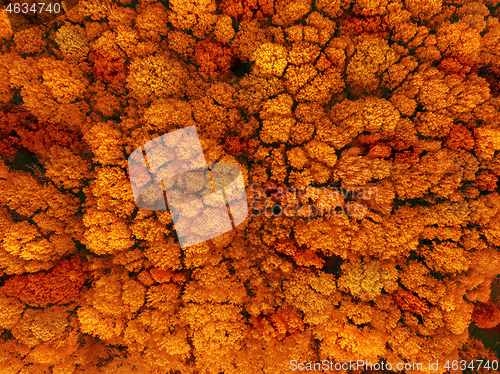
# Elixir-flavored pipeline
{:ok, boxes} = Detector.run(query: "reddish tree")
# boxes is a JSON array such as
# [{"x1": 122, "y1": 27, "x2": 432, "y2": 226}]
[
  {"x1": 0, "y1": 132, "x2": 22, "y2": 161},
  {"x1": 0, "y1": 105, "x2": 86, "y2": 159},
  {"x1": 475, "y1": 170, "x2": 498, "y2": 192},
  {"x1": 339, "y1": 14, "x2": 389, "y2": 36},
  {"x1": 219, "y1": 0, "x2": 274, "y2": 21},
  {"x1": 0, "y1": 257, "x2": 91, "y2": 307},
  {"x1": 366, "y1": 143, "x2": 393, "y2": 159},
  {"x1": 472, "y1": 301, "x2": 500, "y2": 329},
  {"x1": 224, "y1": 135, "x2": 250, "y2": 156},
  {"x1": 251, "y1": 306, "x2": 304, "y2": 341},
  {"x1": 438, "y1": 56, "x2": 478, "y2": 77},
  {"x1": 360, "y1": 134, "x2": 422, "y2": 164},
  {"x1": 273, "y1": 238, "x2": 325, "y2": 269},
  {"x1": 393, "y1": 288, "x2": 430, "y2": 316},
  {"x1": 391, "y1": 139, "x2": 422, "y2": 164},
  {"x1": 194, "y1": 40, "x2": 238, "y2": 78},
  {"x1": 444, "y1": 123, "x2": 476, "y2": 151},
  {"x1": 89, "y1": 52, "x2": 127, "y2": 84}
]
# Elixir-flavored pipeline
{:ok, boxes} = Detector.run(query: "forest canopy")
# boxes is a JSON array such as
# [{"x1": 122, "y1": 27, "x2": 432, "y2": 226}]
[{"x1": 0, "y1": 0, "x2": 500, "y2": 373}]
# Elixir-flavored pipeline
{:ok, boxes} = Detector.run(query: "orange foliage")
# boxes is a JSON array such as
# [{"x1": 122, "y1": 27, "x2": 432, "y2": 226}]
[
  {"x1": 0, "y1": 129, "x2": 22, "y2": 161},
  {"x1": 393, "y1": 288, "x2": 431, "y2": 316},
  {"x1": 338, "y1": 13, "x2": 389, "y2": 36},
  {"x1": 273, "y1": 238, "x2": 325, "y2": 269},
  {"x1": 475, "y1": 170, "x2": 498, "y2": 192},
  {"x1": 219, "y1": 0, "x2": 274, "y2": 20},
  {"x1": 223, "y1": 134, "x2": 251, "y2": 156},
  {"x1": 0, "y1": 106, "x2": 85, "y2": 158},
  {"x1": 444, "y1": 123, "x2": 476, "y2": 151},
  {"x1": 1, "y1": 0, "x2": 500, "y2": 372},
  {"x1": 438, "y1": 56, "x2": 478, "y2": 77},
  {"x1": 143, "y1": 267, "x2": 187, "y2": 285},
  {"x1": 194, "y1": 40, "x2": 238, "y2": 78},
  {"x1": 89, "y1": 51, "x2": 127, "y2": 84},
  {"x1": 261, "y1": 180, "x2": 287, "y2": 202},
  {"x1": 472, "y1": 301, "x2": 500, "y2": 329},
  {"x1": 360, "y1": 135, "x2": 422, "y2": 164},
  {"x1": 0, "y1": 257, "x2": 90, "y2": 307},
  {"x1": 251, "y1": 306, "x2": 304, "y2": 341}
]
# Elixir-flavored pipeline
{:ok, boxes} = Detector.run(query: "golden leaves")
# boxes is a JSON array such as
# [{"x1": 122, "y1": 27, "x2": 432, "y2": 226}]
[
  {"x1": 337, "y1": 259, "x2": 398, "y2": 301},
  {"x1": 346, "y1": 36, "x2": 399, "y2": 95},
  {"x1": 259, "y1": 94, "x2": 295, "y2": 143},
  {"x1": 37, "y1": 58, "x2": 88, "y2": 105},
  {"x1": 304, "y1": 140, "x2": 338, "y2": 168},
  {"x1": 1, "y1": 0, "x2": 500, "y2": 371},
  {"x1": 126, "y1": 53, "x2": 188, "y2": 104},
  {"x1": 44, "y1": 147, "x2": 92, "y2": 190},
  {"x1": 0, "y1": 294, "x2": 24, "y2": 329},
  {"x1": 54, "y1": 24, "x2": 89, "y2": 61},
  {"x1": 83, "y1": 209, "x2": 134, "y2": 254},
  {"x1": 252, "y1": 43, "x2": 288, "y2": 76},
  {"x1": 214, "y1": 15, "x2": 236, "y2": 44}
]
